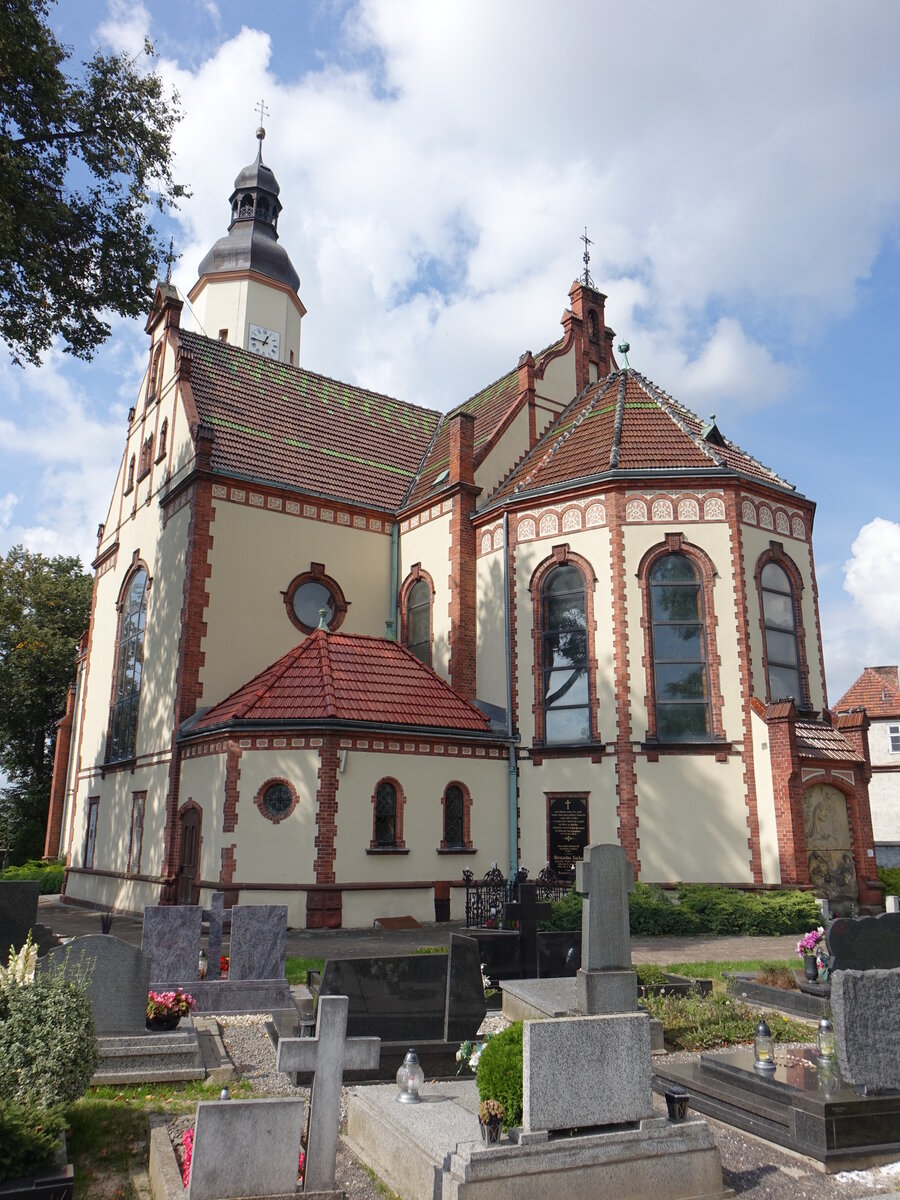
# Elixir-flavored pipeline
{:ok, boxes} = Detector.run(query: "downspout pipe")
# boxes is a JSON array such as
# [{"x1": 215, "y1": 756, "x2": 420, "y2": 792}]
[
  {"x1": 388, "y1": 520, "x2": 399, "y2": 639},
  {"x1": 503, "y1": 511, "x2": 518, "y2": 879}
]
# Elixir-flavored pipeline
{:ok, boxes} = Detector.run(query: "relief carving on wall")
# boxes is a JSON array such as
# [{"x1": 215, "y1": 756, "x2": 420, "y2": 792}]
[{"x1": 802, "y1": 783, "x2": 858, "y2": 900}]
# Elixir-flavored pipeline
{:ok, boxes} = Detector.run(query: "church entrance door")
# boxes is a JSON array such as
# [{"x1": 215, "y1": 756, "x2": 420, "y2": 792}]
[
  {"x1": 802, "y1": 783, "x2": 858, "y2": 902},
  {"x1": 177, "y1": 808, "x2": 201, "y2": 905}
]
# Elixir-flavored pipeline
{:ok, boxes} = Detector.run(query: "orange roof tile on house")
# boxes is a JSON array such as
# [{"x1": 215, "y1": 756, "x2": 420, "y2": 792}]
[
  {"x1": 834, "y1": 666, "x2": 900, "y2": 719},
  {"x1": 187, "y1": 631, "x2": 492, "y2": 734},
  {"x1": 795, "y1": 720, "x2": 865, "y2": 762}
]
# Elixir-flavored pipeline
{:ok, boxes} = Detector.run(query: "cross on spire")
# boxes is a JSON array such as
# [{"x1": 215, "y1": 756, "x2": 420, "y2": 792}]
[
  {"x1": 163, "y1": 236, "x2": 176, "y2": 284},
  {"x1": 580, "y1": 226, "x2": 595, "y2": 288},
  {"x1": 255, "y1": 98, "x2": 270, "y2": 139}
]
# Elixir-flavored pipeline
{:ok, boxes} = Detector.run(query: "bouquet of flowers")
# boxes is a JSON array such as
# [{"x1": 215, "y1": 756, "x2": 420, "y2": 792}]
[
  {"x1": 147, "y1": 987, "x2": 196, "y2": 1021},
  {"x1": 219, "y1": 954, "x2": 230, "y2": 976},
  {"x1": 796, "y1": 927, "x2": 825, "y2": 959},
  {"x1": 456, "y1": 1034, "x2": 493, "y2": 1074}
]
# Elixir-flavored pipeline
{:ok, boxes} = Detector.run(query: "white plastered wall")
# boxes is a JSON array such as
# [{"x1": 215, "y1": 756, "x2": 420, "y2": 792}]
[
  {"x1": 188, "y1": 275, "x2": 303, "y2": 366},
  {"x1": 750, "y1": 705, "x2": 782, "y2": 882},
  {"x1": 867, "y1": 719, "x2": 900, "y2": 846},
  {"x1": 475, "y1": 546, "x2": 507, "y2": 709},
  {"x1": 474, "y1": 406, "x2": 530, "y2": 503},
  {"x1": 517, "y1": 757, "x2": 619, "y2": 874},
  {"x1": 534, "y1": 346, "x2": 576, "y2": 438},
  {"x1": 398, "y1": 513, "x2": 452, "y2": 681},
  {"x1": 228, "y1": 748, "x2": 319, "y2": 885}
]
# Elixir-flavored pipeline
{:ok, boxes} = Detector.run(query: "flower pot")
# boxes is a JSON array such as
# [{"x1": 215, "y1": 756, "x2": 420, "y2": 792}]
[
  {"x1": 664, "y1": 1088, "x2": 690, "y2": 1123},
  {"x1": 479, "y1": 1118, "x2": 502, "y2": 1146},
  {"x1": 803, "y1": 954, "x2": 819, "y2": 982},
  {"x1": 147, "y1": 1013, "x2": 181, "y2": 1031}
]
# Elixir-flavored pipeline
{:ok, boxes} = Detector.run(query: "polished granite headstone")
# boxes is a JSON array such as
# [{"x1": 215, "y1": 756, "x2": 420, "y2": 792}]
[
  {"x1": 653, "y1": 1046, "x2": 900, "y2": 1168},
  {"x1": 827, "y1": 912, "x2": 900, "y2": 972},
  {"x1": 41, "y1": 934, "x2": 151, "y2": 1034},
  {"x1": 831, "y1": 967, "x2": 900, "y2": 1091},
  {"x1": 469, "y1": 928, "x2": 521, "y2": 984},
  {"x1": 143, "y1": 905, "x2": 202, "y2": 981},
  {"x1": 537, "y1": 930, "x2": 581, "y2": 977},
  {"x1": 227, "y1": 904, "x2": 286, "y2": 980},
  {"x1": 0, "y1": 880, "x2": 39, "y2": 954}
]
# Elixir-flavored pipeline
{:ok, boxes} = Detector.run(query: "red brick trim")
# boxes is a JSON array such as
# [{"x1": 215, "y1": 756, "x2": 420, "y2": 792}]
[
  {"x1": 223, "y1": 740, "x2": 242, "y2": 832},
  {"x1": 766, "y1": 702, "x2": 806, "y2": 884},
  {"x1": 754, "y1": 542, "x2": 812, "y2": 710},
  {"x1": 219, "y1": 844, "x2": 236, "y2": 886},
  {"x1": 44, "y1": 683, "x2": 76, "y2": 858},
  {"x1": 528, "y1": 544, "x2": 601, "y2": 745},
  {"x1": 448, "y1": 486, "x2": 479, "y2": 700},
  {"x1": 635, "y1": 533, "x2": 726, "y2": 744},
  {"x1": 609, "y1": 492, "x2": 640, "y2": 873},
  {"x1": 283, "y1": 562, "x2": 349, "y2": 634},
  {"x1": 314, "y1": 740, "x2": 340, "y2": 884},
  {"x1": 440, "y1": 780, "x2": 473, "y2": 849},
  {"x1": 369, "y1": 776, "x2": 407, "y2": 850},
  {"x1": 806, "y1": 535, "x2": 830, "y2": 709},
  {"x1": 398, "y1": 563, "x2": 435, "y2": 655},
  {"x1": 253, "y1": 776, "x2": 300, "y2": 825}
]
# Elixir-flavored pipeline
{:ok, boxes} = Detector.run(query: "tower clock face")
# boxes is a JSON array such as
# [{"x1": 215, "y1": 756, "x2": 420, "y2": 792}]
[{"x1": 248, "y1": 324, "x2": 280, "y2": 359}]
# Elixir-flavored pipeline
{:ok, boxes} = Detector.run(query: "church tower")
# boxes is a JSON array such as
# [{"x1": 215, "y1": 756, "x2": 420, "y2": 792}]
[{"x1": 187, "y1": 123, "x2": 306, "y2": 365}]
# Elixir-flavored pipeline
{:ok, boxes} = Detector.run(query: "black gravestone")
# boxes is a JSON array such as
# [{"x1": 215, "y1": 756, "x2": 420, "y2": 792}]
[
  {"x1": 445, "y1": 934, "x2": 488, "y2": 1041},
  {"x1": 537, "y1": 930, "x2": 582, "y2": 977},
  {"x1": 827, "y1": 913, "x2": 900, "y2": 972},
  {"x1": 0, "y1": 880, "x2": 40, "y2": 955},
  {"x1": 548, "y1": 795, "x2": 588, "y2": 882},
  {"x1": 468, "y1": 928, "x2": 522, "y2": 983},
  {"x1": 504, "y1": 882, "x2": 551, "y2": 979}
]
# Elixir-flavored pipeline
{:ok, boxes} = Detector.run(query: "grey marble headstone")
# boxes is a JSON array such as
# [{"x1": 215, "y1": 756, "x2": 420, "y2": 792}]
[
  {"x1": 827, "y1": 913, "x2": 900, "y2": 972},
  {"x1": 0, "y1": 880, "x2": 40, "y2": 954},
  {"x1": 187, "y1": 1097, "x2": 303, "y2": 1200},
  {"x1": 831, "y1": 967, "x2": 900, "y2": 1090},
  {"x1": 142, "y1": 905, "x2": 202, "y2": 981},
  {"x1": 228, "y1": 905, "x2": 286, "y2": 980},
  {"x1": 41, "y1": 934, "x2": 151, "y2": 1034}
]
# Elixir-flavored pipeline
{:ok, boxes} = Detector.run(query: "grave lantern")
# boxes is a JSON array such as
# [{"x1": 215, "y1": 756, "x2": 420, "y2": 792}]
[
  {"x1": 396, "y1": 1049, "x2": 425, "y2": 1103},
  {"x1": 816, "y1": 1017, "x2": 836, "y2": 1062},
  {"x1": 753, "y1": 1019, "x2": 776, "y2": 1073}
]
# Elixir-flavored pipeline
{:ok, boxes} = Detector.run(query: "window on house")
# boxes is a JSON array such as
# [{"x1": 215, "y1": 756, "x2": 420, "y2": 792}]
[
  {"x1": 128, "y1": 792, "x2": 145, "y2": 875},
  {"x1": 443, "y1": 784, "x2": 465, "y2": 848},
  {"x1": 890, "y1": 725, "x2": 900, "y2": 753},
  {"x1": 284, "y1": 564, "x2": 349, "y2": 634},
  {"x1": 125, "y1": 455, "x2": 135, "y2": 494},
  {"x1": 760, "y1": 561, "x2": 801, "y2": 702},
  {"x1": 374, "y1": 781, "x2": 397, "y2": 847},
  {"x1": 156, "y1": 418, "x2": 168, "y2": 462},
  {"x1": 649, "y1": 554, "x2": 711, "y2": 742},
  {"x1": 405, "y1": 578, "x2": 432, "y2": 666},
  {"x1": 107, "y1": 568, "x2": 148, "y2": 762},
  {"x1": 137, "y1": 434, "x2": 153, "y2": 480},
  {"x1": 541, "y1": 564, "x2": 590, "y2": 743},
  {"x1": 84, "y1": 797, "x2": 99, "y2": 868}
]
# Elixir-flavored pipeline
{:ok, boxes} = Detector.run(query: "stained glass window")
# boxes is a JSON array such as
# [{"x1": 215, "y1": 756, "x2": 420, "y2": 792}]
[{"x1": 650, "y1": 555, "x2": 711, "y2": 742}]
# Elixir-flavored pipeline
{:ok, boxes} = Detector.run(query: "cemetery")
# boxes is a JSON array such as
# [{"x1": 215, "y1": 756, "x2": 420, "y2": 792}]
[{"x1": 1, "y1": 864, "x2": 900, "y2": 1200}]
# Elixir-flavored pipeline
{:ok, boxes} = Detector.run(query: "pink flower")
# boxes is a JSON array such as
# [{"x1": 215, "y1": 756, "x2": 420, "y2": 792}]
[{"x1": 182, "y1": 1127, "x2": 194, "y2": 1187}]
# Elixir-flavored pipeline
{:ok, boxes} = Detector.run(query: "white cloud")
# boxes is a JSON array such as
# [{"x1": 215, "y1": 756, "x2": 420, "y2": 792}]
[
  {"x1": 96, "y1": 0, "x2": 153, "y2": 54},
  {"x1": 0, "y1": 493, "x2": 18, "y2": 530}
]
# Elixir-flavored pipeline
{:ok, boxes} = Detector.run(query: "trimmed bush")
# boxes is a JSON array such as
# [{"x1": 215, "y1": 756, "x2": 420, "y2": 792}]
[
  {"x1": 476, "y1": 1021, "x2": 523, "y2": 1129},
  {"x1": 0, "y1": 859, "x2": 65, "y2": 894},
  {"x1": 540, "y1": 888, "x2": 582, "y2": 931},
  {"x1": 629, "y1": 883, "x2": 701, "y2": 935},
  {"x1": 0, "y1": 1100, "x2": 67, "y2": 1183},
  {"x1": 878, "y1": 866, "x2": 900, "y2": 898},
  {"x1": 635, "y1": 963, "x2": 668, "y2": 987}
]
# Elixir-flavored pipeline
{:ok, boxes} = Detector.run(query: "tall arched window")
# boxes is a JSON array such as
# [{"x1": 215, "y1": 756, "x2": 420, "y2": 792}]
[
  {"x1": 541, "y1": 564, "x2": 589, "y2": 743},
  {"x1": 406, "y1": 578, "x2": 432, "y2": 666},
  {"x1": 760, "y1": 561, "x2": 801, "y2": 702},
  {"x1": 374, "y1": 781, "x2": 397, "y2": 847},
  {"x1": 649, "y1": 554, "x2": 711, "y2": 742},
  {"x1": 443, "y1": 784, "x2": 466, "y2": 849},
  {"x1": 107, "y1": 569, "x2": 148, "y2": 762}
]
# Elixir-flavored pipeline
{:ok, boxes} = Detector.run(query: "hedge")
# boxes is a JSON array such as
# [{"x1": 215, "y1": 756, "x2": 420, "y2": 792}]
[{"x1": 0, "y1": 859, "x2": 65, "y2": 895}]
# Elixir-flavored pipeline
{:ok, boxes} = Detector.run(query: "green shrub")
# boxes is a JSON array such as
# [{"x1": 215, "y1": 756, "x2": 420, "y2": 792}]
[
  {"x1": 0, "y1": 859, "x2": 66, "y2": 894},
  {"x1": 635, "y1": 963, "x2": 668, "y2": 987},
  {"x1": 0, "y1": 964, "x2": 98, "y2": 1106},
  {"x1": 629, "y1": 882, "x2": 701, "y2": 935},
  {"x1": 540, "y1": 888, "x2": 582, "y2": 931},
  {"x1": 0, "y1": 1100, "x2": 67, "y2": 1183},
  {"x1": 476, "y1": 1021, "x2": 523, "y2": 1129},
  {"x1": 878, "y1": 866, "x2": 900, "y2": 897}
]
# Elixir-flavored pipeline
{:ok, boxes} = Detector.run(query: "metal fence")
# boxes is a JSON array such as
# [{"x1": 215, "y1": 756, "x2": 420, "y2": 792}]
[{"x1": 462, "y1": 864, "x2": 571, "y2": 927}]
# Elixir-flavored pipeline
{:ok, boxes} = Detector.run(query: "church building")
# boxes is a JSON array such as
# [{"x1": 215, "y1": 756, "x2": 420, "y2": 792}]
[{"x1": 46, "y1": 130, "x2": 881, "y2": 925}]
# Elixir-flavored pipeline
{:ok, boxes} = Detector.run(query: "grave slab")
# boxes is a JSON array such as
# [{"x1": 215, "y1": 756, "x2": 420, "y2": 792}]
[
  {"x1": 501, "y1": 977, "x2": 665, "y2": 1052},
  {"x1": 187, "y1": 1097, "x2": 303, "y2": 1200},
  {"x1": 41, "y1": 934, "x2": 151, "y2": 1034},
  {"x1": 143, "y1": 906, "x2": 202, "y2": 981},
  {"x1": 228, "y1": 904, "x2": 287, "y2": 981},
  {"x1": 831, "y1": 967, "x2": 900, "y2": 1090},
  {"x1": 0, "y1": 880, "x2": 39, "y2": 954},
  {"x1": 827, "y1": 912, "x2": 900, "y2": 971}
]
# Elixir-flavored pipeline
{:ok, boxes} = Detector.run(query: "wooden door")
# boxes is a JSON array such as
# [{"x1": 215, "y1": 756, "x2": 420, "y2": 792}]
[{"x1": 177, "y1": 808, "x2": 201, "y2": 905}]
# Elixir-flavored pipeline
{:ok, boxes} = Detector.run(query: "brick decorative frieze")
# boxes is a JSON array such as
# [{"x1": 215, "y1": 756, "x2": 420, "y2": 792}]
[
  {"x1": 399, "y1": 498, "x2": 452, "y2": 534},
  {"x1": 740, "y1": 494, "x2": 808, "y2": 540},
  {"x1": 208, "y1": 479, "x2": 390, "y2": 535},
  {"x1": 180, "y1": 734, "x2": 503, "y2": 758}
]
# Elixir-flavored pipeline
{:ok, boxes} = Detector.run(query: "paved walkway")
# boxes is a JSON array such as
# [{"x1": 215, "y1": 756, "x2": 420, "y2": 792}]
[{"x1": 38, "y1": 897, "x2": 799, "y2": 962}]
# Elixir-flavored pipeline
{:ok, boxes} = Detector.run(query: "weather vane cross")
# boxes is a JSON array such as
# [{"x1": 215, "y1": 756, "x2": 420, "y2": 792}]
[
  {"x1": 164, "y1": 236, "x2": 176, "y2": 285},
  {"x1": 255, "y1": 98, "x2": 270, "y2": 127},
  {"x1": 580, "y1": 227, "x2": 594, "y2": 288}
]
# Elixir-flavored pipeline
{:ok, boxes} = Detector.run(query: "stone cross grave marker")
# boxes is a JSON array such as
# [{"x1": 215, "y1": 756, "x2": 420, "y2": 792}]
[
  {"x1": 504, "y1": 882, "x2": 551, "y2": 978},
  {"x1": 204, "y1": 892, "x2": 226, "y2": 980},
  {"x1": 276, "y1": 994, "x2": 380, "y2": 1192},
  {"x1": 575, "y1": 843, "x2": 637, "y2": 1014}
]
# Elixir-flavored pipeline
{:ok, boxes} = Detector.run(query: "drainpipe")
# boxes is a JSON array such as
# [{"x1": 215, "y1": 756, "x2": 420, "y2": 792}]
[
  {"x1": 387, "y1": 520, "x2": 399, "y2": 640},
  {"x1": 503, "y1": 511, "x2": 518, "y2": 878}
]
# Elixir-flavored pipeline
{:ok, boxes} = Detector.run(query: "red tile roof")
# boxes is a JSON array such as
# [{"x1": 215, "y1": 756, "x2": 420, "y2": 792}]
[
  {"x1": 180, "y1": 331, "x2": 441, "y2": 510},
  {"x1": 190, "y1": 631, "x2": 491, "y2": 733},
  {"x1": 795, "y1": 720, "x2": 865, "y2": 763},
  {"x1": 488, "y1": 369, "x2": 794, "y2": 503},
  {"x1": 834, "y1": 666, "x2": 900, "y2": 719}
]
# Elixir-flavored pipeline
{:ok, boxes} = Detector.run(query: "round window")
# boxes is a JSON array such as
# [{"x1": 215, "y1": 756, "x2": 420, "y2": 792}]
[
  {"x1": 292, "y1": 580, "x2": 336, "y2": 629},
  {"x1": 263, "y1": 782, "x2": 293, "y2": 818},
  {"x1": 284, "y1": 567, "x2": 348, "y2": 634}
]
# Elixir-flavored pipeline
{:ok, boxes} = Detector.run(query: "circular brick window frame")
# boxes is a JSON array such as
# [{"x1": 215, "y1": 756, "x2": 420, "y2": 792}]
[
  {"x1": 283, "y1": 562, "x2": 349, "y2": 634},
  {"x1": 253, "y1": 777, "x2": 300, "y2": 825}
]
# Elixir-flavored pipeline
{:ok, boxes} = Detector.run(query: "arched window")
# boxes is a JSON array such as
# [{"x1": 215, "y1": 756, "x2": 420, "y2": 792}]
[
  {"x1": 760, "y1": 561, "x2": 801, "y2": 702},
  {"x1": 156, "y1": 418, "x2": 168, "y2": 461},
  {"x1": 541, "y1": 563, "x2": 589, "y2": 743},
  {"x1": 406, "y1": 578, "x2": 432, "y2": 666},
  {"x1": 147, "y1": 345, "x2": 162, "y2": 403},
  {"x1": 374, "y1": 781, "x2": 397, "y2": 847},
  {"x1": 649, "y1": 554, "x2": 711, "y2": 742},
  {"x1": 107, "y1": 568, "x2": 149, "y2": 762},
  {"x1": 126, "y1": 455, "x2": 135, "y2": 494}
]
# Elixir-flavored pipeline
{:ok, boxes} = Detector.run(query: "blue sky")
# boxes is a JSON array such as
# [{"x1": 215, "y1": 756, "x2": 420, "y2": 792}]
[{"x1": 1, "y1": 0, "x2": 898, "y2": 701}]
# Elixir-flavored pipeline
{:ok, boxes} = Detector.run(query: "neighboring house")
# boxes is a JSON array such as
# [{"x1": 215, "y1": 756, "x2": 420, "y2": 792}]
[
  {"x1": 46, "y1": 132, "x2": 879, "y2": 926},
  {"x1": 835, "y1": 666, "x2": 900, "y2": 867}
]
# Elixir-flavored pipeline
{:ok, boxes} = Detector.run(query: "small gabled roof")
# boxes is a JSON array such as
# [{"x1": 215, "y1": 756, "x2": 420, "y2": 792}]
[
  {"x1": 189, "y1": 631, "x2": 492, "y2": 734},
  {"x1": 180, "y1": 331, "x2": 441, "y2": 510},
  {"x1": 834, "y1": 666, "x2": 900, "y2": 720},
  {"x1": 488, "y1": 368, "x2": 794, "y2": 504},
  {"x1": 795, "y1": 720, "x2": 865, "y2": 763}
]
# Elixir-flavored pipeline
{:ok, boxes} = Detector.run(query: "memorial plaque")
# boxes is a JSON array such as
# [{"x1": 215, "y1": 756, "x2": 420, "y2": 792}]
[{"x1": 547, "y1": 795, "x2": 588, "y2": 881}]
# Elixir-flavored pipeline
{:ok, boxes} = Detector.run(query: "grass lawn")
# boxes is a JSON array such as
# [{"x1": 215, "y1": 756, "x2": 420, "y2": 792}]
[{"x1": 285, "y1": 954, "x2": 325, "y2": 983}]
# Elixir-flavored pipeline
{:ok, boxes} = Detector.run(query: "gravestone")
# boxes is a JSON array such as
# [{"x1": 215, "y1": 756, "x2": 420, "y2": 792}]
[
  {"x1": 547, "y1": 795, "x2": 588, "y2": 882},
  {"x1": 187, "y1": 1097, "x2": 304, "y2": 1200},
  {"x1": 204, "y1": 892, "x2": 226, "y2": 981},
  {"x1": 575, "y1": 843, "x2": 637, "y2": 1014},
  {"x1": 503, "y1": 883, "x2": 550, "y2": 980},
  {"x1": 826, "y1": 912, "x2": 900, "y2": 972},
  {"x1": 41, "y1": 934, "x2": 151, "y2": 1034},
  {"x1": 228, "y1": 904, "x2": 286, "y2": 980},
  {"x1": 0, "y1": 880, "x2": 40, "y2": 955},
  {"x1": 537, "y1": 930, "x2": 581, "y2": 977},
  {"x1": 886, "y1": 895, "x2": 899, "y2": 915},
  {"x1": 142, "y1": 905, "x2": 202, "y2": 980},
  {"x1": 831, "y1": 968, "x2": 900, "y2": 1091},
  {"x1": 276, "y1": 994, "x2": 380, "y2": 1192}
]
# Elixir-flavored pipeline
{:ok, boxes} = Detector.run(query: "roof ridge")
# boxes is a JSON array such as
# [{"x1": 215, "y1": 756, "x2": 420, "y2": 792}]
[
  {"x1": 609, "y1": 373, "x2": 627, "y2": 469},
  {"x1": 512, "y1": 373, "x2": 618, "y2": 495},
  {"x1": 401, "y1": 412, "x2": 447, "y2": 509},
  {"x1": 231, "y1": 639, "x2": 311, "y2": 719},
  {"x1": 315, "y1": 631, "x2": 339, "y2": 719},
  {"x1": 630, "y1": 372, "x2": 726, "y2": 467}
]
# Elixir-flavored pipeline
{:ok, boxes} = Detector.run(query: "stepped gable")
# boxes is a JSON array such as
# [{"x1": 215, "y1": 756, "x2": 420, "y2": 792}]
[
  {"x1": 180, "y1": 330, "x2": 441, "y2": 510},
  {"x1": 403, "y1": 338, "x2": 564, "y2": 510},
  {"x1": 188, "y1": 631, "x2": 491, "y2": 733},
  {"x1": 488, "y1": 368, "x2": 794, "y2": 504},
  {"x1": 834, "y1": 666, "x2": 900, "y2": 719}
]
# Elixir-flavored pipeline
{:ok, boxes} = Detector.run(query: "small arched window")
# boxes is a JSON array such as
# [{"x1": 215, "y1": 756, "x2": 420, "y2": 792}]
[
  {"x1": 649, "y1": 554, "x2": 711, "y2": 742},
  {"x1": 374, "y1": 781, "x2": 397, "y2": 847},
  {"x1": 108, "y1": 568, "x2": 149, "y2": 763},
  {"x1": 761, "y1": 562, "x2": 801, "y2": 702},
  {"x1": 443, "y1": 784, "x2": 466, "y2": 849},
  {"x1": 156, "y1": 418, "x2": 168, "y2": 461},
  {"x1": 541, "y1": 564, "x2": 589, "y2": 743},
  {"x1": 406, "y1": 578, "x2": 432, "y2": 666},
  {"x1": 239, "y1": 193, "x2": 254, "y2": 217}
]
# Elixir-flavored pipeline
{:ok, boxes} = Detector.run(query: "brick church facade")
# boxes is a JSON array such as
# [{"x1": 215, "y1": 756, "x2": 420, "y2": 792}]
[{"x1": 47, "y1": 132, "x2": 881, "y2": 925}]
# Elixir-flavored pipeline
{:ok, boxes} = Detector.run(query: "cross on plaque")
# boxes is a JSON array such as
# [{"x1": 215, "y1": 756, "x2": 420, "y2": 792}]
[
  {"x1": 504, "y1": 882, "x2": 551, "y2": 978},
  {"x1": 276, "y1": 995, "x2": 380, "y2": 1192},
  {"x1": 575, "y1": 843, "x2": 634, "y2": 972}
]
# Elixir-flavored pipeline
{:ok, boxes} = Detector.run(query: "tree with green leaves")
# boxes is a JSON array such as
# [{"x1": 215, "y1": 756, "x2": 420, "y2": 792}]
[
  {"x1": 0, "y1": 0, "x2": 188, "y2": 366},
  {"x1": 0, "y1": 547, "x2": 92, "y2": 861}
]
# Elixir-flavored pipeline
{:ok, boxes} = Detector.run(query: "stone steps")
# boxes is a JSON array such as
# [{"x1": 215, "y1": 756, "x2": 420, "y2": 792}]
[{"x1": 93, "y1": 1029, "x2": 204, "y2": 1086}]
